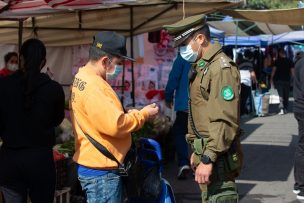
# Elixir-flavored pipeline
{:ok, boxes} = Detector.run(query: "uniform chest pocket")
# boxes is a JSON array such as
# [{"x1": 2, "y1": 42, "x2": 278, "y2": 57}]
[{"x1": 200, "y1": 72, "x2": 211, "y2": 101}]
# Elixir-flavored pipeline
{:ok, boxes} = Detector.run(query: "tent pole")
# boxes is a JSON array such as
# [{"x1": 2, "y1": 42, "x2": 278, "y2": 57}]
[
  {"x1": 130, "y1": 6, "x2": 135, "y2": 107},
  {"x1": 235, "y1": 20, "x2": 238, "y2": 50},
  {"x1": 121, "y1": 63, "x2": 126, "y2": 105},
  {"x1": 18, "y1": 19, "x2": 23, "y2": 54},
  {"x1": 234, "y1": 20, "x2": 239, "y2": 61}
]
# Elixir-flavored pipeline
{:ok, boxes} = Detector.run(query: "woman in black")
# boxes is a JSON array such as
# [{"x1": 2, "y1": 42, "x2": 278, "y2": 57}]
[{"x1": 0, "y1": 39, "x2": 65, "y2": 203}]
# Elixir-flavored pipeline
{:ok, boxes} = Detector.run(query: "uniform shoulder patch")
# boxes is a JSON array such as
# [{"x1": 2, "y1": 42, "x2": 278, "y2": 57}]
[
  {"x1": 221, "y1": 86, "x2": 234, "y2": 101},
  {"x1": 219, "y1": 56, "x2": 231, "y2": 69}
]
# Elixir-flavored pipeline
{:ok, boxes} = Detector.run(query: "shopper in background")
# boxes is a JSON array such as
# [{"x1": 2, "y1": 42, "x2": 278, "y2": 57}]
[
  {"x1": 0, "y1": 39, "x2": 65, "y2": 203},
  {"x1": 71, "y1": 31, "x2": 159, "y2": 203},
  {"x1": 0, "y1": 52, "x2": 18, "y2": 77},
  {"x1": 292, "y1": 51, "x2": 304, "y2": 200},
  {"x1": 271, "y1": 48, "x2": 295, "y2": 115},
  {"x1": 239, "y1": 50, "x2": 257, "y2": 116},
  {"x1": 165, "y1": 53, "x2": 191, "y2": 179}
]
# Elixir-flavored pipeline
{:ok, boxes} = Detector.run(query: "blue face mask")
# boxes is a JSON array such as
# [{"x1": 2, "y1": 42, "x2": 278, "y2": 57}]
[
  {"x1": 106, "y1": 65, "x2": 123, "y2": 80},
  {"x1": 180, "y1": 43, "x2": 199, "y2": 63}
]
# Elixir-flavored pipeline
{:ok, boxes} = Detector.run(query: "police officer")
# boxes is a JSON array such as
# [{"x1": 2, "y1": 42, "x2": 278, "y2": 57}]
[{"x1": 164, "y1": 14, "x2": 243, "y2": 203}]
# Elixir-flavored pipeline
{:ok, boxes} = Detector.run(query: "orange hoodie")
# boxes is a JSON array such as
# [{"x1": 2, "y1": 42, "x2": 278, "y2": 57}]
[{"x1": 71, "y1": 64, "x2": 149, "y2": 169}]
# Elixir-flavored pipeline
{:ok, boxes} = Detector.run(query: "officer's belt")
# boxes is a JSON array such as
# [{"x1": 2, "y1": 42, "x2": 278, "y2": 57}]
[{"x1": 193, "y1": 137, "x2": 208, "y2": 155}]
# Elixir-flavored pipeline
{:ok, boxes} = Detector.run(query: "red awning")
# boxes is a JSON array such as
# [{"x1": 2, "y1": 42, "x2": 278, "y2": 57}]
[{"x1": 0, "y1": 0, "x2": 242, "y2": 46}]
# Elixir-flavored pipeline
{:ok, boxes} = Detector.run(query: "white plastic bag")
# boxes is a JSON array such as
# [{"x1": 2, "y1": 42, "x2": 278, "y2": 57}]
[{"x1": 269, "y1": 88, "x2": 280, "y2": 104}]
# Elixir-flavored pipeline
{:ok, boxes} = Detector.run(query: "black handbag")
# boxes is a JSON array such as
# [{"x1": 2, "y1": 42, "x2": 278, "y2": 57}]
[
  {"x1": 74, "y1": 115, "x2": 161, "y2": 200},
  {"x1": 83, "y1": 132, "x2": 136, "y2": 176},
  {"x1": 74, "y1": 114, "x2": 136, "y2": 176}
]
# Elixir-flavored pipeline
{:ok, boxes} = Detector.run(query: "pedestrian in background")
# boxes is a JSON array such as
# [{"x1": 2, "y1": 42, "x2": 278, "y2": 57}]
[
  {"x1": 0, "y1": 39, "x2": 65, "y2": 203},
  {"x1": 0, "y1": 52, "x2": 18, "y2": 77},
  {"x1": 292, "y1": 51, "x2": 304, "y2": 200},
  {"x1": 70, "y1": 31, "x2": 159, "y2": 203},
  {"x1": 165, "y1": 53, "x2": 191, "y2": 179},
  {"x1": 271, "y1": 48, "x2": 295, "y2": 115},
  {"x1": 239, "y1": 50, "x2": 257, "y2": 116}
]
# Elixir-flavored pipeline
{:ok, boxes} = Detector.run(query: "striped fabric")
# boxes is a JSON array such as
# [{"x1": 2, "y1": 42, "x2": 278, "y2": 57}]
[
  {"x1": 0, "y1": 0, "x2": 241, "y2": 46},
  {"x1": 209, "y1": 21, "x2": 304, "y2": 36}
]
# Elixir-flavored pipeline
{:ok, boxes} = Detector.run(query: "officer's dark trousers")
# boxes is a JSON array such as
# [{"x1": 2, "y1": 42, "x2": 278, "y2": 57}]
[
  {"x1": 240, "y1": 84, "x2": 252, "y2": 115},
  {"x1": 0, "y1": 147, "x2": 56, "y2": 203},
  {"x1": 294, "y1": 112, "x2": 304, "y2": 192},
  {"x1": 275, "y1": 81, "x2": 290, "y2": 111},
  {"x1": 170, "y1": 111, "x2": 189, "y2": 166}
]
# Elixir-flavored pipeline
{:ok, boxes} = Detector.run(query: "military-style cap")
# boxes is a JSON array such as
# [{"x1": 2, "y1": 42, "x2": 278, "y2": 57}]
[
  {"x1": 92, "y1": 31, "x2": 135, "y2": 61},
  {"x1": 163, "y1": 14, "x2": 207, "y2": 47}
]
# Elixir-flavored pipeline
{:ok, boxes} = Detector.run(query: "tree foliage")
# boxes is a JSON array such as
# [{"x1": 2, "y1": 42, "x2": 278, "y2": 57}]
[{"x1": 245, "y1": 0, "x2": 298, "y2": 9}]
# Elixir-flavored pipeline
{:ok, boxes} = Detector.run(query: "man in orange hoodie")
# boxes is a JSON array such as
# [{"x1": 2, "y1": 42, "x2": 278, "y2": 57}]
[{"x1": 70, "y1": 31, "x2": 159, "y2": 203}]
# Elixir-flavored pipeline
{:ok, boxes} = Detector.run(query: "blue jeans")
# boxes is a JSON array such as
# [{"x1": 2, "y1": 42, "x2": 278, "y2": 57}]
[
  {"x1": 170, "y1": 111, "x2": 189, "y2": 166},
  {"x1": 78, "y1": 172, "x2": 122, "y2": 203}
]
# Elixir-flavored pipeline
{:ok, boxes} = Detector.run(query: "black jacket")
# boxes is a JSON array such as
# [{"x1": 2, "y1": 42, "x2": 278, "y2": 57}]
[
  {"x1": 0, "y1": 71, "x2": 65, "y2": 148},
  {"x1": 293, "y1": 57, "x2": 304, "y2": 113}
]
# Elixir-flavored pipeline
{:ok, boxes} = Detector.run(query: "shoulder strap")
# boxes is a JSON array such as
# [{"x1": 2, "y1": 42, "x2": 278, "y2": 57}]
[
  {"x1": 73, "y1": 114, "x2": 122, "y2": 168},
  {"x1": 188, "y1": 49, "x2": 223, "y2": 138}
]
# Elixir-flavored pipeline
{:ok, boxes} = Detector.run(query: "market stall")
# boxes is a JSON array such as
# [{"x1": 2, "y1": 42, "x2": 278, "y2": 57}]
[{"x1": 0, "y1": 1, "x2": 243, "y2": 202}]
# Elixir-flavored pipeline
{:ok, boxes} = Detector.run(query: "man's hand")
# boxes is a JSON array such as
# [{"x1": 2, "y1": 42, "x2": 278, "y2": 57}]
[
  {"x1": 194, "y1": 162, "x2": 213, "y2": 185},
  {"x1": 142, "y1": 103, "x2": 159, "y2": 119},
  {"x1": 165, "y1": 101, "x2": 173, "y2": 109}
]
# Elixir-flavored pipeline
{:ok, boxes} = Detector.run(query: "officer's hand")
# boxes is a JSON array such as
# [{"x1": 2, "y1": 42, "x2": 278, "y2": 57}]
[
  {"x1": 142, "y1": 103, "x2": 159, "y2": 119},
  {"x1": 195, "y1": 162, "x2": 213, "y2": 185},
  {"x1": 165, "y1": 101, "x2": 173, "y2": 109}
]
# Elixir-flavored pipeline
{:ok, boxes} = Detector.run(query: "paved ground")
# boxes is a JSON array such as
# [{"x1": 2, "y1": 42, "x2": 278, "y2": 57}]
[{"x1": 163, "y1": 101, "x2": 304, "y2": 203}]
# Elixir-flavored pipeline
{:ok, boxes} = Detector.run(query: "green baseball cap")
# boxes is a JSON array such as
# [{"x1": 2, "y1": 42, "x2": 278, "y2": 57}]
[{"x1": 163, "y1": 14, "x2": 207, "y2": 47}]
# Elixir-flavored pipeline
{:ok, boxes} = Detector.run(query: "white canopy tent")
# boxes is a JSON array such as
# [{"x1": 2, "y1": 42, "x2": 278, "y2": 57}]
[
  {"x1": 222, "y1": 31, "x2": 304, "y2": 46},
  {"x1": 0, "y1": 0, "x2": 242, "y2": 46},
  {"x1": 0, "y1": 0, "x2": 242, "y2": 106}
]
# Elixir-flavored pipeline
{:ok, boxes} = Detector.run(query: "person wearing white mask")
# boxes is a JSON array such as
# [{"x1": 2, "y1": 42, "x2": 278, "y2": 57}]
[
  {"x1": 0, "y1": 52, "x2": 18, "y2": 77},
  {"x1": 70, "y1": 31, "x2": 159, "y2": 203},
  {"x1": 164, "y1": 14, "x2": 242, "y2": 203}
]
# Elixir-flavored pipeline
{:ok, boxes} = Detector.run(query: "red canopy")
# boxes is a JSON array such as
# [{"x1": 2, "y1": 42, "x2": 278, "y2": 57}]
[
  {"x1": 0, "y1": 0, "x2": 136, "y2": 18},
  {"x1": 0, "y1": 0, "x2": 242, "y2": 46}
]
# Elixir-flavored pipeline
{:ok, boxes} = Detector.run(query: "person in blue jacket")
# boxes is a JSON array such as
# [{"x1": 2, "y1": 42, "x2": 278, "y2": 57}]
[{"x1": 165, "y1": 53, "x2": 191, "y2": 179}]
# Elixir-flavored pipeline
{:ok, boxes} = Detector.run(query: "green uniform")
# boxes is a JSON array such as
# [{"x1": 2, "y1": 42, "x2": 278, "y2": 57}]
[
  {"x1": 187, "y1": 42, "x2": 241, "y2": 161},
  {"x1": 188, "y1": 42, "x2": 243, "y2": 202},
  {"x1": 164, "y1": 14, "x2": 243, "y2": 203}
]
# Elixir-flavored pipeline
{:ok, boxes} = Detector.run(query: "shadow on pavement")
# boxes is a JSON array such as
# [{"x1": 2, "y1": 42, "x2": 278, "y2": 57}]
[
  {"x1": 238, "y1": 135, "x2": 297, "y2": 182},
  {"x1": 237, "y1": 183, "x2": 256, "y2": 201},
  {"x1": 162, "y1": 100, "x2": 296, "y2": 202},
  {"x1": 240, "y1": 123, "x2": 263, "y2": 141}
]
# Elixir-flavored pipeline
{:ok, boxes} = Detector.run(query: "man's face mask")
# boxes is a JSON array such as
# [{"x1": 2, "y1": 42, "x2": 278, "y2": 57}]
[
  {"x1": 106, "y1": 64, "x2": 123, "y2": 80},
  {"x1": 180, "y1": 38, "x2": 200, "y2": 63},
  {"x1": 7, "y1": 63, "x2": 18, "y2": 71}
]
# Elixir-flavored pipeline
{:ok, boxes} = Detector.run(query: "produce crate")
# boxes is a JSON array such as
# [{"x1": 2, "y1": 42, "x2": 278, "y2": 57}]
[{"x1": 55, "y1": 158, "x2": 68, "y2": 190}]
